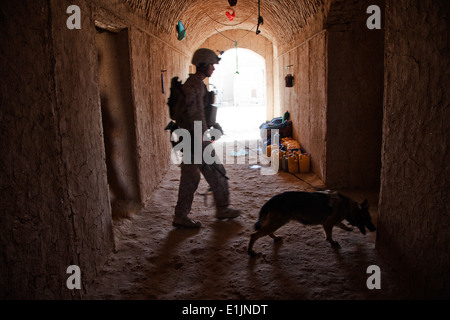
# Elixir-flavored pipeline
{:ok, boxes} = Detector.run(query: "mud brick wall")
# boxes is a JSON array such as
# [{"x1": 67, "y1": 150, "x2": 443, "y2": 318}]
[
  {"x1": 96, "y1": 28, "x2": 141, "y2": 207},
  {"x1": 0, "y1": 0, "x2": 114, "y2": 299},
  {"x1": 50, "y1": 0, "x2": 115, "y2": 299},
  {"x1": 0, "y1": 0, "x2": 189, "y2": 298},
  {"x1": 2, "y1": 0, "x2": 447, "y2": 300},
  {"x1": 93, "y1": 0, "x2": 190, "y2": 206},
  {"x1": 377, "y1": 0, "x2": 450, "y2": 298},
  {"x1": 277, "y1": 0, "x2": 384, "y2": 189},
  {"x1": 325, "y1": 0, "x2": 384, "y2": 189},
  {"x1": 277, "y1": 31, "x2": 328, "y2": 181},
  {"x1": 128, "y1": 27, "x2": 189, "y2": 205},
  {"x1": 275, "y1": 0, "x2": 328, "y2": 181}
]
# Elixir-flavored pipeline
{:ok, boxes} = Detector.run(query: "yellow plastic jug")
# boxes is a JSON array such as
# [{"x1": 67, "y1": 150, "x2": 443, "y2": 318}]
[
  {"x1": 288, "y1": 155, "x2": 299, "y2": 173},
  {"x1": 299, "y1": 153, "x2": 310, "y2": 173}
]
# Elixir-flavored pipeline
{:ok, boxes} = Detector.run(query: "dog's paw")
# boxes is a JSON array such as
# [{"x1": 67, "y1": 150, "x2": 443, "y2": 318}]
[
  {"x1": 331, "y1": 241, "x2": 341, "y2": 249},
  {"x1": 273, "y1": 236, "x2": 283, "y2": 242},
  {"x1": 248, "y1": 249, "x2": 261, "y2": 257},
  {"x1": 327, "y1": 238, "x2": 341, "y2": 248}
]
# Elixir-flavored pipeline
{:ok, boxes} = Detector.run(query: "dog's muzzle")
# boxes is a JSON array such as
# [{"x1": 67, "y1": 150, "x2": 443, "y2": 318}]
[
  {"x1": 357, "y1": 225, "x2": 367, "y2": 235},
  {"x1": 367, "y1": 222, "x2": 377, "y2": 232},
  {"x1": 357, "y1": 222, "x2": 376, "y2": 235}
]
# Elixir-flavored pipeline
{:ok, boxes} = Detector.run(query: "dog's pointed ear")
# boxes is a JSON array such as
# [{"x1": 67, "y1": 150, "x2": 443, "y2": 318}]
[{"x1": 361, "y1": 199, "x2": 369, "y2": 209}]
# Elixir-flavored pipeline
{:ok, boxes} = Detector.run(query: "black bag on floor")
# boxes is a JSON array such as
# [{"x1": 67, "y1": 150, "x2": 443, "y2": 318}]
[{"x1": 260, "y1": 117, "x2": 292, "y2": 140}]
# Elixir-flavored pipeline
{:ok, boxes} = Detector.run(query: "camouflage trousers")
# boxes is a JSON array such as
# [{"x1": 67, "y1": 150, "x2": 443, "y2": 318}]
[{"x1": 174, "y1": 154, "x2": 230, "y2": 217}]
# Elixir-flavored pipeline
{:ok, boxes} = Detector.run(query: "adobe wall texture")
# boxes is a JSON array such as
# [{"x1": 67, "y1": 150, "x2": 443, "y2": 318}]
[
  {"x1": 325, "y1": 0, "x2": 384, "y2": 189},
  {"x1": 50, "y1": 0, "x2": 116, "y2": 298},
  {"x1": 96, "y1": 29, "x2": 141, "y2": 214},
  {"x1": 277, "y1": 0, "x2": 384, "y2": 189},
  {"x1": 92, "y1": 0, "x2": 190, "y2": 207},
  {"x1": 377, "y1": 0, "x2": 449, "y2": 298},
  {"x1": 0, "y1": 0, "x2": 114, "y2": 299},
  {"x1": 0, "y1": 0, "x2": 189, "y2": 298},
  {"x1": 128, "y1": 27, "x2": 189, "y2": 206},
  {"x1": 93, "y1": 0, "x2": 190, "y2": 206},
  {"x1": 277, "y1": 32, "x2": 328, "y2": 181},
  {"x1": 1, "y1": 0, "x2": 71, "y2": 299},
  {"x1": 2, "y1": 0, "x2": 447, "y2": 300},
  {"x1": 274, "y1": 1, "x2": 327, "y2": 180}
]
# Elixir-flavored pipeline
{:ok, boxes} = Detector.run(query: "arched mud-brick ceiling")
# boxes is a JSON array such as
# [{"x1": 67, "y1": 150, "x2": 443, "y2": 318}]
[{"x1": 120, "y1": 0, "x2": 325, "y2": 50}]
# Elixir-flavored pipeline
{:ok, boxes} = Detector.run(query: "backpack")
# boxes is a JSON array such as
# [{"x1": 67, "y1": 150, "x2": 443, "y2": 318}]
[
  {"x1": 167, "y1": 76, "x2": 184, "y2": 121},
  {"x1": 166, "y1": 76, "x2": 218, "y2": 130}
]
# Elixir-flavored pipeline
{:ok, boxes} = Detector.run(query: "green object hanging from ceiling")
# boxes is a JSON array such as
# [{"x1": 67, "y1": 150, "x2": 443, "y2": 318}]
[{"x1": 176, "y1": 20, "x2": 186, "y2": 41}]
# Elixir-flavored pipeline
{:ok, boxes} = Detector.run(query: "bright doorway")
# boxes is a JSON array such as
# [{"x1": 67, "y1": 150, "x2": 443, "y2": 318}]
[{"x1": 209, "y1": 48, "x2": 267, "y2": 141}]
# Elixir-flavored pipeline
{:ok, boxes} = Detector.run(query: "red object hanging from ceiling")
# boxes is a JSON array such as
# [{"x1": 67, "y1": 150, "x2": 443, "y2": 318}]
[{"x1": 226, "y1": 8, "x2": 235, "y2": 21}]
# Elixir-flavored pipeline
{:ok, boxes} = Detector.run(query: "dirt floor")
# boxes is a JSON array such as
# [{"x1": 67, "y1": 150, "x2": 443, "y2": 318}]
[{"x1": 85, "y1": 138, "x2": 414, "y2": 300}]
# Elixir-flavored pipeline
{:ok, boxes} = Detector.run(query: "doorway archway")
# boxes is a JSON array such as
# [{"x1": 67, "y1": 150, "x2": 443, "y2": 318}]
[{"x1": 209, "y1": 48, "x2": 266, "y2": 141}]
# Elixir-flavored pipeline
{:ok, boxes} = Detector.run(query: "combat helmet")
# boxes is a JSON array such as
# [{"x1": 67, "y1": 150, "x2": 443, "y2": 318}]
[{"x1": 192, "y1": 48, "x2": 221, "y2": 67}]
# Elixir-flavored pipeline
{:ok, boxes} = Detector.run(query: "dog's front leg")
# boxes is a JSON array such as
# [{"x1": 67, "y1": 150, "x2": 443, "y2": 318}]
[
  {"x1": 323, "y1": 223, "x2": 340, "y2": 248},
  {"x1": 248, "y1": 231, "x2": 266, "y2": 256}
]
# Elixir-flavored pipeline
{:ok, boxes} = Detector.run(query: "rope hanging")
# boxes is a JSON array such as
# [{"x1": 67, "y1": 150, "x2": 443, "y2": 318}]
[
  {"x1": 256, "y1": 0, "x2": 264, "y2": 35},
  {"x1": 213, "y1": 25, "x2": 256, "y2": 43},
  {"x1": 234, "y1": 41, "x2": 239, "y2": 74},
  {"x1": 212, "y1": 25, "x2": 256, "y2": 74}
]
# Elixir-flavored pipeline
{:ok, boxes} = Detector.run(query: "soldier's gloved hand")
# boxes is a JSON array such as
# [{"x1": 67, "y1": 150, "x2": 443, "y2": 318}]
[
  {"x1": 213, "y1": 122, "x2": 224, "y2": 134},
  {"x1": 210, "y1": 122, "x2": 224, "y2": 141}
]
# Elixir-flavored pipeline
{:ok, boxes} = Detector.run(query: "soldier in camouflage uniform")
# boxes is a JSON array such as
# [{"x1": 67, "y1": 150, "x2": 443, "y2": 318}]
[{"x1": 172, "y1": 48, "x2": 242, "y2": 228}]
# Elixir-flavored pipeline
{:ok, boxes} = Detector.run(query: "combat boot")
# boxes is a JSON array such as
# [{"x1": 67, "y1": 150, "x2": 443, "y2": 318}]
[
  {"x1": 215, "y1": 207, "x2": 242, "y2": 220},
  {"x1": 172, "y1": 214, "x2": 202, "y2": 228}
]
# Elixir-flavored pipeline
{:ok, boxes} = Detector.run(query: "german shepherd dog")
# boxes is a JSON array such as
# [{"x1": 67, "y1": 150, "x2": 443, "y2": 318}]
[{"x1": 248, "y1": 191, "x2": 376, "y2": 256}]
